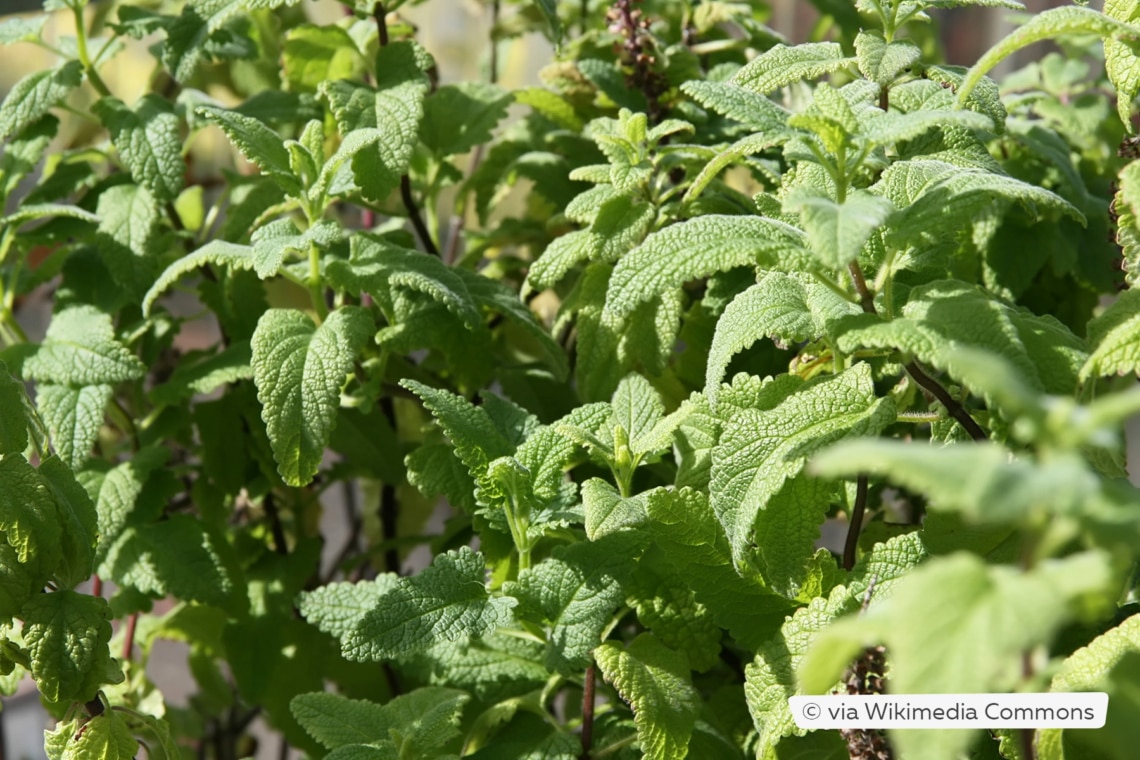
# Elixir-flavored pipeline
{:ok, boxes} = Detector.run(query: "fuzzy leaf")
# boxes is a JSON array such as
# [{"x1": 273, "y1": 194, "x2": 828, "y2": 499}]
[
  {"x1": 0, "y1": 60, "x2": 82, "y2": 141},
  {"x1": 705, "y1": 272, "x2": 859, "y2": 401},
  {"x1": 143, "y1": 240, "x2": 255, "y2": 316},
  {"x1": 595, "y1": 634, "x2": 700, "y2": 760},
  {"x1": 855, "y1": 30, "x2": 921, "y2": 86},
  {"x1": 582, "y1": 478, "x2": 648, "y2": 539},
  {"x1": 23, "y1": 590, "x2": 119, "y2": 703},
  {"x1": 0, "y1": 453, "x2": 60, "y2": 568},
  {"x1": 680, "y1": 80, "x2": 789, "y2": 130},
  {"x1": 0, "y1": 362, "x2": 31, "y2": 455},
  {"x1": 1082, "y1": 289, "x2": 1140, "y2": 380},
  {"x1": 36, "y1": 457, "x2": 97, "y2": 589},
  {"x1": 36, "y1": 384, "x2": 111, "y2": 471},
  {"x1": 732, "y1": 43, "x2": 854, "y2": 95},
  {"x1": 1107, "y1": 0, "x2": 1140, "y2": 130},
  {"x1": 196, "y1": 105, "x2": 300, "y2": 196},
  {"x1": 150, "y1": 344, "x2": 253, "y2": 404},
  {"x1": 837, "y1": 280, "x2": 1087, "y2": 394},
  {"x1": 800, "y1": 551, "x2": 1116, "y2": 760},
  {"x1": 785, "y1": 188, "x2": 894, "y2": 270},
  {"x1": 162, "y1": 0, "x2": 302, "y2": 82},
  {"x1": 252, "y1": 307, "x2": 372, "y2": 486},
  {"x1": 745, "y1": 533, "x2": 928, "y2": 754},
  {"x1": 343, "y1": 548, "x2": 515, "y2": 661},
  {"x1": 421, "y1": 82, "x2": 512, "y2": 157},
  {"x1": 320, "y1": 41, "x2": 429, "y2": 202},
  {"x1": 297, "y1": 576, "x2": 400, "y2": 641},
  {"x1": 959, "y1": 6, "x2": 1140, "y2": 107},
  {"x1": 24, "y1": 306, "x2": 145, "y2": 386},
  {"x1": 644, "y1": 488, "x2": 795, "y2": 651},
  {"x1": 55, "y1": 711, "x2": 138, "y2": 760},
  {"x1": 93, "y1": 95, "x2": 184, "y2": 202},
  {"x1": 604, "y1": 216, "x2": 810, "y2": 320},
  {"x1": 504, "y1": 533, "x2": 637, "y2": 675},
  {"x1": 710, "y1": 364, "x2": 894, "y2": 573}
]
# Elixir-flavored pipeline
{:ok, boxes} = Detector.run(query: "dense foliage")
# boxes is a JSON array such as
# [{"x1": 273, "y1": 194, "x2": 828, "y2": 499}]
[{"x1": 3, "y1": 0, "x2": 1140, "y2": 757}]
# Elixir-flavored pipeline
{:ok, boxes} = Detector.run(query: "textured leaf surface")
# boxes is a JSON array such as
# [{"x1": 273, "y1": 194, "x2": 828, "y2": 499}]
[
  {"x1": 252, "y1": 307, "x2": 372, "y2": 486},
  {"x1": 605, "y1": 216, "x2": 810, "y2": 319},
  {"x1": 504, "y1": 533, "x2": 637, "y2": 675},
  {"x1": 297, "y1": 576, "x2": 400, "y2": 640},
  {"x1": 24, "y1": 306, "x2": 145, "y2": 385},
  {"x1": 0, "y1": 453, "x2": 61, "y2": 567},
  {"x1": 732, "y1": 43, "x2": 853, "y2": 94},
  {"x1": 343, "y1": 548, "x2": 515, "y2": 661},
  {"x1": 710, "y1": 364, "x2": 894, "y2": 572},
  {"x1": 785, "y1": 188, "x2": 894, "y2": 270},
  {"x1": 320, "y1": 41, "x2": 428, "y2": 201},
  {"x1": 51, "y1": 711, "x2": 137, "y2": 760},
  {"x1": 93, "y1": 95, "x2": 184, "y2": 202},
  {"x1": 801, "y1": 551, "x2": 1116, "y2": 760},
  {"x1": 36, "y1": 384, "x2": 111, "y2": 470},
  {"x1": 143, "y1": 240, "x2": 255, "y2": 316},
  {"x1": 23, "y1": 590, "x2": 118, "y2": 703},
  {"x1": 36, "y1": 457, "x2": 97, "y2": 589},
  {"x1": 1107, "y1": 0, "x2": 1140, "y2": 130},
  {"x1": 582, "y1": 478, "x2": 648, "y2": 539},
  {"x1": 150, "y1": 345, "x2": 253, "y2": 404},
  {"x1": 0, "y1": 363, "x2": 31, "y2": 455},
  {"x1": 595, "y1": 634, "x2": 700, "y2": 760},
  {"x1": 196, "y1": 105, "x2": 300, "y2": 195},
  {"x1": 645, "y1": 488, "x2": 795, "y2": 651},
  {"x1": 1082, "y1": 289, "x2": 1140, "y2": 379},
  {"x1": 0, "y1": 61, "x2": 82, "y2": 141},
  {"x1": 744, "y1": 533, "x2": 927, "y2": 754},
  {"x1": 680, "y1": 80, "x2": 788, "y2": 130}
]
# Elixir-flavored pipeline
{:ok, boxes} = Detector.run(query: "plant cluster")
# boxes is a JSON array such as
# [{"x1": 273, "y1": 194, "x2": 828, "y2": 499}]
[{"x1": 2, "y1": 0, "x2": 1140, "y2": 758}]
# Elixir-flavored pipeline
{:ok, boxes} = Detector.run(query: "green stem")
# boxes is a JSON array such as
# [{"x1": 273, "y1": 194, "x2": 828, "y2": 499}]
[
  {"x1": 307, "y1": 243, "x2": 328, "y2": 322},
  {"x1": 73, "y1": 4, "x2": 112, "y2": 98},
  {"x1": 810, "y1": 269, "x2": 859, "y2": 305}
]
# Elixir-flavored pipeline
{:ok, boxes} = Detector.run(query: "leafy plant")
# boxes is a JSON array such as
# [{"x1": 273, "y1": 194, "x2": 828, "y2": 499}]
[{"x1": 3, "y1": 0, "x2": 1140, "y2": 758}]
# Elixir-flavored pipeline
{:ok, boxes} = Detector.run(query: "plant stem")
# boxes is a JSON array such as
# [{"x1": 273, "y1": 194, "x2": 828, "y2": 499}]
[
  {"x1": 843, "y1": 475, "x2": 868, "y2": 571},
  {"x1": 73, "y1": 4, "x2": 112, "y2": 98},
  {"x1": 307, "y1": 243, "x2": 329, "y2": 321},
  {"x1": 122, "y1": 612, "x2": 139, "y2": 661},
  {"x1": 379, "y1": 396, "x2": 401, "y2": 575},
  {"x1": 848, "y1": 260, "x2": 987, "y2": 441},
  {"x1": 264, "y1": 492, "x2": 289, "y2": 556},
  {"x1": 580, "y1": 662, "x2": 596, "y2": 760}
]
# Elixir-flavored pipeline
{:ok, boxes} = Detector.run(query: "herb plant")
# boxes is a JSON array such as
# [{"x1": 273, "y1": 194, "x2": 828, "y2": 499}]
[{"x1": 3, "y1": 0, "x2": 1140, "y2": 758}]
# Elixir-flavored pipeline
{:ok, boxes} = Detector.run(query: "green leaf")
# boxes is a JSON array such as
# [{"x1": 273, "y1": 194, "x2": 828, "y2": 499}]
[
  {"x1": 36, "y1": 456, "x2": 97, "y2": 589},
  {"x1": 0, "y1": 203, "x2": 99, "y2": 229},
  {"x1": 644, "y1": 488, "x2": 795, "y2": 651},
  {"x1": 504, "y1": 533, "x2": 638, "y2": 675},
  {"x1": 328, "y1": 234, "x2": 482, "y2": 328},
  {"x1": 100, "y1": 515, "x2": 244, "y2": 611},
  {"x1": 1082, "y1": 289, "x2": 1140, "y2": 380},
  {"x1": 1039, "y1": 615, "x2": 1140, "y2": 759},
  {"x1": 784, "y1": 188, "x2": 895, "y2": 271},
  {"x1": 149, "y1": 344, "x2": 253, "y2": 404},
  {"x1": 837, "y1": 280, "x2": 1086, "y2": 394},
  {"x1": 710, "y1": 364, "x2": 894, "y2": 578},
  {"x1": 0, "y1": 15, "x2": 48, "y2": 45},
  {"x1": 595, "y1": 634, "x2": 701, "y2": 760},
  {"x1": 24, "y1": 306, "x2": 144, "y2": 386},
  {"x1": 144, "y1": 240, "x2": 255, "y2": 316},
  {"x1": 251, "y1": 218, "x2": 340, "y2": 279},
  {"x1": 23, "y1": 590, "x2": 120, "y2": 703},
  {"x1": 421, "y1": 82, "x2": 512, "y2": 157},
  {"x1": 958, "y1": 6, "x2": 1140, "y2": 107},
  {"x1": 290, "y1": 692, "x2": 390, "y2": 749},
  {"x1": 628, "y1": 551, "x2": 722, "y2": 673},
  {"x1": 282, "y1": 24, "x2": 366, "y2": 94},
  {"x1": 36, "y1": 384, "x2": 111, "y2": 470},
  {"x1": 604, "y1": 216, "x2": 810, "y2": 320},
  {"x1": 1107, "y1": 0, "x2": 1140, "y2": 130},
  {"x1": 705, "y1": 272, "x2": 859, "y2": 401},
  {"x1": 320, "y1": 41, "x2": 429, "y2": 202},
  {"x1": 534, "y1": 0, "x2": 561, "y2": 43},
  {"x1": 800, "y1": 551, "x2": 1117, "y2": 760},
  {"x1": 744, "y1": 533, "x2": 927, "y2": 755},
  {"x1": 94, "y1": 183, "x2": 161, "y2": 294},
  {"x1": 0, "y1": 114, "x2": 57, "y2": 198},
  {"x1": 343, "y1": 548, "x2": 515, "y2": 661},
  {"x1": 92, "y1": 95, "x2": 185, "y2": 202},
  {"x1": 0, "y1": 453, "x2": 61, "y2": 567},
  {"x1": 297, "y1": 576, "x2": 400, "y2": 641},
  {"x1": 252, "y1": 306, "x2": 372, "y2": 486},
  {"x1": 0, "y1": 362, "x2": 32, "y2": 455},
  {"x1": 53, "y1": 710, "x2": 138, "y2": 760},
  {"x1": 855, "y1": 30, "x2": 921, "y2": 86},
  {"x1": 196, "y1": 105, "x2": 300, "y2": 196},
  {"x1": 680, "y1": 80, "x2": 789, "y2": 131},
  {"x1": 610, "y1": 372, "x2": 667, "y2": 456},
  {"x1": 0, "y1": 60, "x2": 83, "y2": 141},
  {"x1": 732, "y1": 43, "x2": 854, "y2": 95},
  {"x1": 582, "y1": 478, "x2": 648, "y2": 539},
  {"x1": 876, "y1": 161, "x2": 1083, "y2": 246},
  {"x1": 83, "y1": 447, "x2": 169, "y2": 560},
  {"x1": 162, "y1": 0, "x2": 301, "y2": 82}
]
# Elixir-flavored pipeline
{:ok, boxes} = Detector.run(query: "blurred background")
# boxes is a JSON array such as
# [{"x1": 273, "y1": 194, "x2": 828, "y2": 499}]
[{"x1": 0, "y1": 0, "x2": 1125, "y2": 758}]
